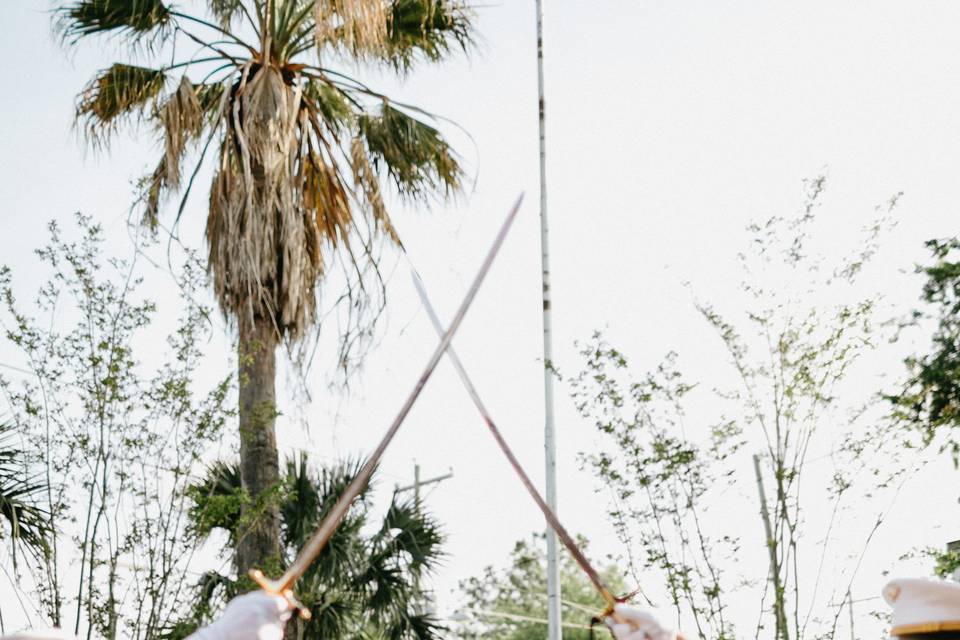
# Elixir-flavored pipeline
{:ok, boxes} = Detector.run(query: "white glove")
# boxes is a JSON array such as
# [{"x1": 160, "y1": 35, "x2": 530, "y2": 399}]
[
  {"x1": 605, "y1": 604, "x2": 677, "y2": 640},
  {"x1": 187, "y1": 590, "x2": 294, "y2": 640}
]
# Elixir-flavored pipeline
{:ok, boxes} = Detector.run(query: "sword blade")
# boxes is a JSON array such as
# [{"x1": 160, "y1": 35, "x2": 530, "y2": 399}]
[
  {"x1": 252, "y1": 195, "x2": 524, "y2": 599},
  {"x1": 410, "y1": 269, "x2": 618, "y2": 609}
]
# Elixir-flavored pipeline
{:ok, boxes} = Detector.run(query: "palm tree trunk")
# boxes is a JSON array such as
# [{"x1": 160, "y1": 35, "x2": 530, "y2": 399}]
[{"x1": 236, "y1": 318, "x2": 282, "y2": 577}]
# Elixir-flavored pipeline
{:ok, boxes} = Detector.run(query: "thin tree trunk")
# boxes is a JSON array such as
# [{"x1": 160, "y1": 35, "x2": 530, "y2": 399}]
[{"x1": 236, "y1": 318, "x2": 282, "y2": 577}]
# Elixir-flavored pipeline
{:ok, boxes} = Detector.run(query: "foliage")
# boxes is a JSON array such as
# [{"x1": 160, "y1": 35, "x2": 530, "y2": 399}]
[
  {"x1": 55, "y1": 0, "x2": 474, "y2": 366},
  {"x1": 926, "y1": 547, "x2": 960, "y2": 580},
  {"x1": 570, "y1": 341, "x2": 740, "y2": 640},
  {"x1": 888, "y1": 237, "x2": 960, "y2": 465},
  {"x1": 572, "y1": 178, "x2": 909, "y2": 640},
  {"x1": 455, "y1": 533, "x2": 626, "y2": 639},
  {"x1": 0, "y1": 421, "x2": 51, "y2": 574},
  {"x1": 0, "y1": 215, "x2": 233, "y2": 638},
  {"x1": 173, "y1": 454, "x2": 445, "y2": 639}
]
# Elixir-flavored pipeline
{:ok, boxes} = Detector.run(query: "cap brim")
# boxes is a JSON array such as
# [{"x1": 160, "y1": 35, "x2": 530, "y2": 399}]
[{"x1": 891, "y1": 620, "x2": 960, "y2": 635}]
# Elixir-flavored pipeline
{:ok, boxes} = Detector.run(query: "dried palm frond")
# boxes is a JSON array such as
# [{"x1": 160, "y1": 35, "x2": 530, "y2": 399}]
[
  {"x1": 301, "y1": 141, "x2": 352, "y2": 247},
  {"x1": 316, "y1": 0, "x2": 391, "y2": 58},
  {"x1": 158, "y1": 77, "x2": 204, "y2": 189},
  {"x1": 208, "y1": 64, "x2": 327, "y2": 341},
  {"x1": 358, "y1": 103, "x2": 463, "y2": 201},
  {"x1": 195, "y1": 82, "x2": 228, "y2": 120},
  {"x1": 140, "y1": 155, "x2": 168, "y2": 228},
  {"x1": 77, "y1": 63, "x2": 167, "y2": 145},
  {"x1": 57, "y1": 0, "x2": 171, "y2": 44},
  {"x1": 350, "y1": 136, "x2": 398, "y2": 245}
]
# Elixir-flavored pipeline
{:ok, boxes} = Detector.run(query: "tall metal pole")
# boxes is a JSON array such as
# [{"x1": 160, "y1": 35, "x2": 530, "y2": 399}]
[
  {"x1": 535, "y1": 1, "x2": 561, "y2": 638},
  {"x1": 414, "y1": 463, "x2": 421, "y2": 513}
]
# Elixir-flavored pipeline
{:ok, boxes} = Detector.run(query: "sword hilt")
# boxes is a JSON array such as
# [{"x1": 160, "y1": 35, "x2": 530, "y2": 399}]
[{"x1": 249, "y1": 569, "x2": 312, "y2": 620}]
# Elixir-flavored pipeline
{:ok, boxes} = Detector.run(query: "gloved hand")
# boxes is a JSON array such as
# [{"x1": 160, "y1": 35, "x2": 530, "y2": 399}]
[
  {"x1": 187, "y1": 590, "x2": 294, "y2": 640},
  {"x1": 605, "y1": 604, "x2": 678, "y2": 640}
]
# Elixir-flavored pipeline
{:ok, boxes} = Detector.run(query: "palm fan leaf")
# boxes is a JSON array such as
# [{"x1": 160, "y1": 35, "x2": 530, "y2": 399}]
[
  {"x1": 386, "y1": 0, "x2": 473, "y2": 70},
  {"x1": 186, "y1": 460, "x2": 243, "y2": 545},
  {"x1": 208, "y1": 0, "x2": 248, "y2": 28},
  {"x1": 77, "y1": 63, "x2": 167, "y2": 145},
  {"x1": 57, "y1": 0, "x2": 172, "y2": 42},
  {"x1": 0, "y1": 423, "x2": 51, "y2": 568},
  {"x1": 358, "y1": 103, "x2": 463, "y2": 200}
]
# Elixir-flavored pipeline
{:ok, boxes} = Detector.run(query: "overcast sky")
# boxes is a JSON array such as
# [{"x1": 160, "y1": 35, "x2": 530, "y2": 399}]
[{"x1": 3, "y1": 1, "x2": 960, "y2": 637}]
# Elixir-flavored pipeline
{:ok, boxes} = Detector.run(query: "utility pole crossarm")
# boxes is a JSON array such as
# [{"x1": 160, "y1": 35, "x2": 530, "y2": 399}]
[{"x1": 395, "y1": 472, "x2": 454, "y2": 494}]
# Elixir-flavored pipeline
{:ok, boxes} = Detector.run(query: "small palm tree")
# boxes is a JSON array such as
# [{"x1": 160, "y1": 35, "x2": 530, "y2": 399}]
[
  {"x1": 56, "y1": 0, "x2": 473, "y2": 575},
  {"x1": 182, "y1": 454, "x2": 445, "y2": 639}
]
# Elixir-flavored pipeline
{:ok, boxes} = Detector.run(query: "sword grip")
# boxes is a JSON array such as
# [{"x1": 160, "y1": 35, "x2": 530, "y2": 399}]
[{"x1": 248, "y1": 569, "x2": 312, "y2": 620}]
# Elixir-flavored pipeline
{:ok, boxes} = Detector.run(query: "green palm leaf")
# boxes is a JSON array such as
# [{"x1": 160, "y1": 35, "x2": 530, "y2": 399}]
[
  {"x1": 0, "y1": 422, "x2": 51, "y2": 569},
  {"x1": 57, "y1": 0, "x2": 171, "y2": 42},
  {"x1": 387, "y1": 0, "x2": 473, "y2": 70},
  {"x1": 77, "y1": 63, "x2": 167, "y2": 144},
  {"x1": 358, "y1": 103, "x2": 463, "y2": 200}
]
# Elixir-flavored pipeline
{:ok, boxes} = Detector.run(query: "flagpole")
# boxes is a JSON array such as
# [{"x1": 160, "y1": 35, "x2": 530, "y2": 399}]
[{"x1": 534, "y1": 0, "x2": 562, "y2": 638}]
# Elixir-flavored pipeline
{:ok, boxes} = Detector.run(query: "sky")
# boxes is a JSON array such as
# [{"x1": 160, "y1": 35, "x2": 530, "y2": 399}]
[{"x1": 2, "y1": 1, "x2": 960, "y2": 638}]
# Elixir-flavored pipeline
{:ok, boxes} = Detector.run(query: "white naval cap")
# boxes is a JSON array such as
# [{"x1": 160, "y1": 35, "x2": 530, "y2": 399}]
[
  {"x1": 883, "y1": 577, "x2": 960, "y2": 636},
  {"x1": 1, "y1": 630, "x2": 78, "y2": 640}
]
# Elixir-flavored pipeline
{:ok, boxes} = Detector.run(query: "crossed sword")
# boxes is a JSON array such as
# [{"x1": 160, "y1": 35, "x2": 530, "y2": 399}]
[{"x1": 251, "y1": 195, "x2": 625, "y2": 625}]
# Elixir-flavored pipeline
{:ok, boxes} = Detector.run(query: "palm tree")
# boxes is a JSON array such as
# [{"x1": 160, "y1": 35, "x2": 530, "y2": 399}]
[
  {"x1": 181, "y1": 454, "x2": 445, "y2": 639},
  {"x1": 55, "y1": 0, "x2": 472, "y2": 575}
]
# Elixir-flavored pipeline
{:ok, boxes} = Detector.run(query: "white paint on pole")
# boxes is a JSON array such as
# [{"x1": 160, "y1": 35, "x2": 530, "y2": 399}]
[{"x1": 535, "y1": 0, "x2": 562, "y2": 638}]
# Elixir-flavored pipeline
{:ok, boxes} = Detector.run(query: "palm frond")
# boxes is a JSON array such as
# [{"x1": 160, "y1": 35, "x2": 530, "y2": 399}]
[
  {"x1": 378, "y1": 498, "x2": 444, "y2": 574},
  {"x1": 208, "y1": 0, "x2": 248, "y2": 29},
  {"x1": 303, "y1": 589, "x2": 360, "y2": 638},
  {"x1": 77, "y1": 63, "x2": 167, "y2": 145},
  {"x1": 304, "y1": 80, "x2": 355, "y2": 132},
  {"x1": 195, "y1": 82, "x2": 228, "y2": 123},
  {"x1": 139, "y1": 155, "x2": 168, "y2": 228},
  {"x1": 316, "y1": 0, "x2": 391, "y2": 59},
  {"x1": 305, "y1": 459, "x2": 368, "y2": 582},
  {"x1": 357, "y1": 103, "x2": 464, "y2": 201},
  {"x1": 386, "y1": 0, "x2": 474, "y2": 70},
  {"x1": 158, "y1": 76, "x2": 204, "y2": 190},
  {"x1": 57, "y1": 0, "x2": 171, "y2": 44},
  {"x1": 207, "y1": 65, "x2": 343, "y2": 340},
  {"x1": 282, "y1": 453, "x2": 320, "y2": 549},
  {"x1": 273, "y1": 0, "x2": 317, "y2": 60},
  {"x1": 386, "y1": 611, "x2": 446, "y2": 640},
  {"x1": 351, "y1": 136, "x2": 399, "y2": 245},
  {"x1": 186, "y1": 460, "x2": 243, "y2": 544},
  {"x1": 0, "y1": 423, "x2": 51, "y2": 568}
]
